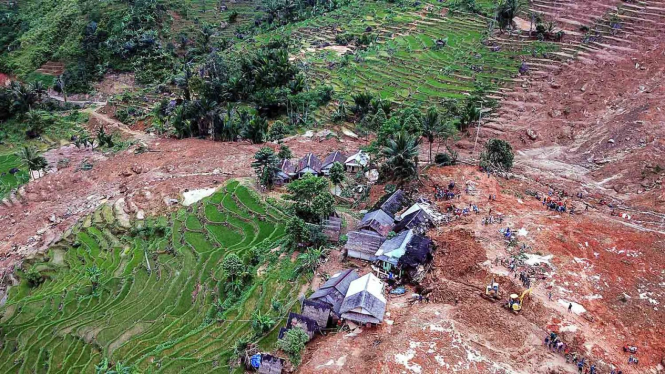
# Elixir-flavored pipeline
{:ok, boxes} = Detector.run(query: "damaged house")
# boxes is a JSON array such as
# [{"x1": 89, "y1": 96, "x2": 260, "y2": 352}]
[
  {"x1": 398, "y1": 234, "x2": 434, "y2": 282},
  {"x1": 374, "y1": 229, "x2": 415, "y2": 279},
  {"x1": 340, "y1": 273, "x2": 387, "y2": 325}
]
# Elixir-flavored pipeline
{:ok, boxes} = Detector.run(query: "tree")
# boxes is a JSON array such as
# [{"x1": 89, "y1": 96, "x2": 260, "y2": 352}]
[
  {"x1": 222, "y1": 253, "x2": 245, "y2": 281},
  {"x1": 459, "y1": 100, "x2": 481, "y2": 131},
  {"x1": 381, "y1": 131, "x2": 420, "y2": 182},
  {"x1": 372, "y1": 107, "x2": 388, "y2": 130},
  {"x1": 329, "y1": 162, "x2": 345, "y2": 187},
  {"x1": 286, "y1": 174, "x2": 335, "y2": 222},
  {"x1": 480, "y1": 139, "x2": 514, "y2": 171},
  {"x1": 18, "y1": 146, "x2": 48, "y2": 180},
  {"x1": 86, "y1": 265, "x2": 102, "y2": 291},
  {"x1": 242, "y1": 115, "x2": 268, "y2": 144},
  {"x1": 277, "y1": 327, "x2": 309, "y2": 366},
  {"x1": 252, "y1": 147, "x2": 281, "y2": 189},
  {"x1": 497, "y1": 0, "x2": 520, "y2": 31},
  {"x1": 285, "y1": 216, "x2": 309, "y2": 250},
  {"x1": 277, "y1": 144, "x2": 293, "y2": 160},
  {"x1": 401, "y1": 113, "x2": 422, "y2": 135},
  {"x1": 268, "y1": 120, "x2": 288, "y2": 142},
  {"x1": 421, "y1": 106, "x2": 440, "y2": 163},
  {"x1": 251, "y1": 310, "x2": 276, "y2": 336}
]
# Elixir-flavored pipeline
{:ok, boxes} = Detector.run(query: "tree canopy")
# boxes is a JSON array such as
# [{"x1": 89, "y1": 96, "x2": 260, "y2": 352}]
[
  {"x1": 480, "y1": 138, "x2": 514, "y2": 171},
  {"x1": 286, "y1": 174, "x2": 335, "y2": 222}
]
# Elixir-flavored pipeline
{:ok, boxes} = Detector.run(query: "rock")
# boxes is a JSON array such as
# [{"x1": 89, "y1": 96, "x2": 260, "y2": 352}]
[
  {"x1": 608, "y1": 139, "x2": 615, "y2": 144},
  {"x1": 131, "y1": 164, "x2": 145, "y2": 174},
  {"x1": 526, "y1": 129, "x2": 537, "y2": 140},
  {"x1": 49, "y1": 214, "x2": 57, "y2": 223},
  {"x1": 613, "y1": 184, "x2": 627, "y2": 193},
  {"x1": 36, "y1": 228, "x2": 47, "y2": 235},
  {"x1": 580, "y1": 83, "x2": 587, "y2": 92},
  {"x1": 119, "y1": 184, "x2": 128, "y2": 194},
  {"x1": 136, "y1": 210, "x2": 145, "y2": 220},
  {"x1": 121, "y1": 169, "x2": 133, "y2": 177},
  {"x1": 549, "y1": 110, "x2": 561, "y2": 118},
  {"x1": 594, "y1": 158, "x2": 610, "y2": 165},
  {"x1": 365, "y1": 169, "x2": 379, "y2": 183},
  {"x1": 550, "y1": 82, "x2": 561, "y2": 89},
  {"x1": 113, "y1": 198, "x2": 132, "y2": 229}
]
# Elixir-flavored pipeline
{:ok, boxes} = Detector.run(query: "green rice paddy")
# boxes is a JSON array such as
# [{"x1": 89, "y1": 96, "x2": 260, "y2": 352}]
[{"x1": 0, "y1": 181, "x2": 303, "y2": 373}]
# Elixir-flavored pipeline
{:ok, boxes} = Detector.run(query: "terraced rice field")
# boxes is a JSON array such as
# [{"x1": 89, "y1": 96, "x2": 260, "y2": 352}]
[
  {"x1": 0, "y1": 154, "x2": 29, "y2": 200},
  {"x1": 0, "y1": 180, "x2": 302, "y2": 373},
  {"x1": 237, "y1": 0, "x2": 558, "y2": 111}
]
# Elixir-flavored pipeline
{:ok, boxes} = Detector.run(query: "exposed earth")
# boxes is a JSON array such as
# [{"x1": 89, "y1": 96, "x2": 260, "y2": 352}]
[{"x1": 2, "y1": 0, "x2": 665, "y2": 372}]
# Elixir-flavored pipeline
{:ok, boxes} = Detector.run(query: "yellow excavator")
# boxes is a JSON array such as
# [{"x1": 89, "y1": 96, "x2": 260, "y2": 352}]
[
  {"x1": 482, "y1": 278, "x2": 501, "y2": 302},
  {"x1": 506, "y1": 287, "x2": 532, "y2": 314}
]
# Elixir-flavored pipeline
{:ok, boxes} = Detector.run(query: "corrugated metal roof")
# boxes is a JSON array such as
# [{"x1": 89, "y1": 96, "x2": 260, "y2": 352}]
[
  {"x1": 297, "y1": 153, "x2": 322, "y2": 173},
  {"x1": 346, "y1": 273, "x2": 386, "y2": 303},
  {"x1": 345, "y1": 151, "x2": 370, "y2": 166},
  {"x1": 345, "y1": 230, "x2": 385, "y2": 256},
  {"x1": 375, "y1": 229, "x2": 413, "y2": 260},
  {"x1": 358, "y1": 210, "x2": 394, "y2": 236},
  {"x1": 322, "y1": 150, "x2": 346, "y2": 168},
  {"x1": 380, "y1": 189, "x2": 406, "y2": 218}
]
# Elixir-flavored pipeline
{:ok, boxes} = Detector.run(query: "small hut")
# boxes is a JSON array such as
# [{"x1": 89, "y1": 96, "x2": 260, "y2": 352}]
[
  {"x1": 394, "y1": 209, "x2": 433, "y2": 234},
  {"x1": 321, "y1": 215, "x2": 342, "y2": 242},
  {"x1": 280, "y1": 312, "x2": 320, "y2": 341},
  {"x1": 255, "y1": 354, "x2": 285, "y2": 374}
]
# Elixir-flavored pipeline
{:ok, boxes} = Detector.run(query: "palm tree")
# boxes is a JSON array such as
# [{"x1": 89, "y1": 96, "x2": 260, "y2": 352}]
[
  {"x1": 459, "y1": 101, "x2": 481, "y2": 131},
  {"x1": 242, "y1": 115, "x2": 268, "y2": 144},
  {"x1": 381, "y1": 131, "x2": 420, "y2": 182},
  {"x1": 18, "y1": 146, "x2": 48, "y2": 180},
  {"x1": 421, "y1": 106, "x2": 440, "y2": 163}
]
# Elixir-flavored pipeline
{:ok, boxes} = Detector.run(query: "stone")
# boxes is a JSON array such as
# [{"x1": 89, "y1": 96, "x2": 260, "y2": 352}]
[
  {"x1": 608, "y1": 139, "x2": 615, "y2": 144},
  {"x1": 527, "y1": 129, "x2": 538, "y2": 140},
  {"x1": 550, "y1": 82, "x2": 561, "y2": 89}
]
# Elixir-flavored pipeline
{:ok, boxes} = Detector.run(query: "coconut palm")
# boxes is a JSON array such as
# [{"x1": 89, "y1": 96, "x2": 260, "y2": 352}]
[
  {"x1": 18, "y1": 146, "x2": 48, "y2": 180},
  {"x1": 381, "y1": 131, "x2": 420, "y2": 182}
]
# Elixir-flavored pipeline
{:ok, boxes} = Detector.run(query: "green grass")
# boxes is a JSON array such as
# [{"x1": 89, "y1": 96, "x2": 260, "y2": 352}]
[
  {"x1": 0, "y1": 154, "x2": 29, "y2": 200},
  {"x1": 0, "y1": 180, "x2": 299, "y2": 373}
]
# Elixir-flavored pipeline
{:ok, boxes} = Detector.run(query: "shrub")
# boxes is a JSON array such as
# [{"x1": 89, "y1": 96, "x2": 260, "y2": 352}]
[
  {"x1": 25, "y1": 267, "x2": 44, "y2": 288},
  {"x1": 480, "y1": 138, "x2": 514, "y2": 171},
  {"x1": 435, "y1": 153, "x2": 453, "y2": 166},
  {"x1": 278, "y1": 327, "x2": 309, "y2": 366}
]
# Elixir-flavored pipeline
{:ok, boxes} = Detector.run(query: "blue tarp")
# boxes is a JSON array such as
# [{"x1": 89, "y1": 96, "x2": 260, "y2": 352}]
[
  {"x1": 390, "y1": 286, "x2": 406, "y2": 295},
  {"x1": 250, "y1": 354, "x2": 262, "y2": 368}
]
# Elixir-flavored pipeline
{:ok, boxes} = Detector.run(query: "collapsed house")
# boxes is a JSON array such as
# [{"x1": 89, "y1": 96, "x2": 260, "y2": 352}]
[
  {"x1": 309, "y1": 269, "x2": 360, "y2": 317},
  {"x1": 250, "y1": 353, "x2": 285, "y2": 374},
  {"x1": 374, "y1": 229, "x2": 415, "y2": 278},
  {"x1": 398, "y1": 234, "x2": 434, "y2": 282},
  {"x1": 401, "y1": 199, "x2": 448, "y2": 225},
  {"x1": 394, "y1": 208, "x2": 433, "y2": 234},
  {"x1": 340, "y1": 273, "x2": 387, "y2": 325},
  {"x1": 321, "y1": 150, "x2": 346, "y2": 176}
]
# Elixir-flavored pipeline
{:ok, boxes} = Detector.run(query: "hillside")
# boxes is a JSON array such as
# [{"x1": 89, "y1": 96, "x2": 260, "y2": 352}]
[{"x1": 1, "y1": 0, "x2": 665, "y2": 373}]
